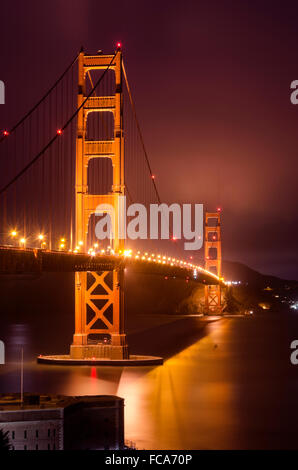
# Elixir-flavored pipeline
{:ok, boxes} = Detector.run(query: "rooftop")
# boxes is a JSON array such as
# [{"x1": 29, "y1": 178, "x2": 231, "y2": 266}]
[{"x1": 0, "y1": 393, "x2": 123, "y2": 413}]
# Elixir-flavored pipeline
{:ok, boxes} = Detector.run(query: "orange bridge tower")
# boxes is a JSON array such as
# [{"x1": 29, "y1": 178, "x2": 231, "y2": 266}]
[
  {"x1": 204, "y1": 211, "x2": 222, "y2": 314},
  {"x1": 70, "y1": 48, "x2": 128, "y2": 360}
]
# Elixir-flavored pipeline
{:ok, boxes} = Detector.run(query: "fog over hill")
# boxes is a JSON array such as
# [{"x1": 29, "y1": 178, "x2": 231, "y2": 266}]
[{"x1": 223, "y1": 260, "x2": 298, "y2": 287}]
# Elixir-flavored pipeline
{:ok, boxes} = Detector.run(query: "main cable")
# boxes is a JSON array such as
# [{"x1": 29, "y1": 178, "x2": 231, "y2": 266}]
[
  {"x1": 122, "y1": 61, "x2": 161, "y2": 204},
  {"x1": 0, "y1": 51, "x2": 118, "y2": 195},
  {"x1": 0, "y1": 51, "x2": 80, "y2": 144}
]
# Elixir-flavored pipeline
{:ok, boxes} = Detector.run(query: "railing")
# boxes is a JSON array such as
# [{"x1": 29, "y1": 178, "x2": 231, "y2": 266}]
[{"x1": 0, "y1": 245, "x2": 224, "y2": 286}]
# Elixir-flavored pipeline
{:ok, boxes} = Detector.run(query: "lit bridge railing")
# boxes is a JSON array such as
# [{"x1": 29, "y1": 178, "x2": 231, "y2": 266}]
[{"x1": 0, "y1": 245, "x2": 224, "y2": 286}]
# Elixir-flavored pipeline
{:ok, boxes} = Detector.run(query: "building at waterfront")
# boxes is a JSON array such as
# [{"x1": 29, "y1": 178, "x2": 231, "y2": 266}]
[{"x1": 0, "y1": 393, "x2": 124, "y2": 450}]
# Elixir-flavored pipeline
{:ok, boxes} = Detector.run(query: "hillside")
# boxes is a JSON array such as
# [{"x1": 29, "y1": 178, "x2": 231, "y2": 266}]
[
  {"x1": 222, "y1": 260, "x2": 298, "y2": 313},
  {"x1": 222, "y1": 260, "x2": 297, "y2": 288}
]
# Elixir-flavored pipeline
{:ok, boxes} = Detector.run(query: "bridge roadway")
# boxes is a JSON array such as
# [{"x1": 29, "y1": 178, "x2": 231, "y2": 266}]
[{"x1": 0, "y1": 245, "x2": 222, "y2": 285}]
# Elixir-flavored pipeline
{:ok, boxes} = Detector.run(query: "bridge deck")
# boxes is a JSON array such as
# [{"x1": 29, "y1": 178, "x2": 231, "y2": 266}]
[{"x1": 0, "y1": 246, "x2": 222, "y2": 285}]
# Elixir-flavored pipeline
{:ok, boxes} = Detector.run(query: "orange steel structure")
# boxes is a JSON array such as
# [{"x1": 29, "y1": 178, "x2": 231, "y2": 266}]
[
  {"x1": 70, "y1": 49, "x2": 129, "y2": 359},
  {"x1": 204, "y1": 211, "x2": 222, "y2": 314}
]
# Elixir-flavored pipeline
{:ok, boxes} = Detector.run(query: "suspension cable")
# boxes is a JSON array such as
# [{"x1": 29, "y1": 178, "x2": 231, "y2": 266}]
[
  {"x1": 0, "y1": 51, "x2": 80, "y2": 144},
  {"x1": 0, "y1": 51, "x2": 118, "y2": 195},
  {"x1": 122, "y1": 61, "x2": 161, "y2": 204}
]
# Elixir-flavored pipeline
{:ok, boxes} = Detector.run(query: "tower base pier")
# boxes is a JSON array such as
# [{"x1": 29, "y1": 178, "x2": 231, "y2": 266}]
[
  {"x1": 37, "y1": 354, "x2": 163, "y2": 366},
  {"x1": 70, "y1": 343, "x2": 129, "y2": 360},
  {"x1": 70, "y1": 333, "x2": 129, "y2": 359}
]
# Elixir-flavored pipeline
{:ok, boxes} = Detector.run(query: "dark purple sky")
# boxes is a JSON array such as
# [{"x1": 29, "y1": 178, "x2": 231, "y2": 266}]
[{"x1": 0, "y1": 0, "x2": 298, "y2": 279}]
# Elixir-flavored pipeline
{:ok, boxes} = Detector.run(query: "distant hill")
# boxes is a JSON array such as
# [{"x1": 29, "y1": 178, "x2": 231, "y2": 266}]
[{"x1": 222, "y1": 260, "x2": 297, "y2": 288}]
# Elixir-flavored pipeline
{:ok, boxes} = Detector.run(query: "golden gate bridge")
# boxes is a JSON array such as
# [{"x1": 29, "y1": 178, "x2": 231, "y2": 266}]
[{"x1": 0, "y1": 44, "x2": 224, "y2": 365}]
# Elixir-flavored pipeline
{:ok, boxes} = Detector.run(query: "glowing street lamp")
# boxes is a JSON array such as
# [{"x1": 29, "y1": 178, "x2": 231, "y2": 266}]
[
  {"x1": 59, "y1": 238, "x2": 66, "y2": 251},
  {"x1": 38, "y1": 234, "x2": 45, "y2": 248},
  {"x1": 19, "y1": 238, "x2": 26, "y2": 248},
  {"x1": 9, "y1": 230, "x2": 18, "y2": 246}
]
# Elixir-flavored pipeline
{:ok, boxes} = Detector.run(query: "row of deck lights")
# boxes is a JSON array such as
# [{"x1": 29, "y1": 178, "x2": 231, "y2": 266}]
[
  {"x1": 10, "y1": 231, "x2": 63, "y2": 249},
  {"x1": 120, "y1": 249, "x2": 222, "y2": 281},
  {"x1": 79, "y1": 246, "x2": 222, "y2": 282},
  {"x1": 9, "y1": 230, "x2": 223, "y2": 283},
  {"x1": 10, "y1": 230, "x2": 46, "y2": 248}
]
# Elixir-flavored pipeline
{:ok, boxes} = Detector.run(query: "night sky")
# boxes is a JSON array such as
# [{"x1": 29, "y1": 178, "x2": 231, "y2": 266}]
[{"x1": 0, "y1": 0, "x2": 298, "y2": 279}]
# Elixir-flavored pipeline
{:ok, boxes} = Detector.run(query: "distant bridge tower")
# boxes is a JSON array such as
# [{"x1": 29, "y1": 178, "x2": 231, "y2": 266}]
[
  {"x1": 70, "y1": 48, "x2": 129, "y2": 359},
  {"x1": 204, "y1": 211, "x2": 222, "y2": 314}
]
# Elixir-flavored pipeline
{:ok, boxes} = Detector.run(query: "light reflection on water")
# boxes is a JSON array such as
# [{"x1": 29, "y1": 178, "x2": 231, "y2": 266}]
[
  {"x1": 116, "y1": 334, "x2": 236, "y2": 449},
  {"x1": 1, "y1": 320, "x2": 235, "y2": 449},
  {"x1": 1, "y1": 314, "x2": 298, "y2": 449}
]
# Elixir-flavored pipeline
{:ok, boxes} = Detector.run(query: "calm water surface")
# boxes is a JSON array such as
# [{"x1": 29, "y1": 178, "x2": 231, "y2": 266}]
[{"x1": 1, "y1": 311, "x2": 298, "y2": 449}]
